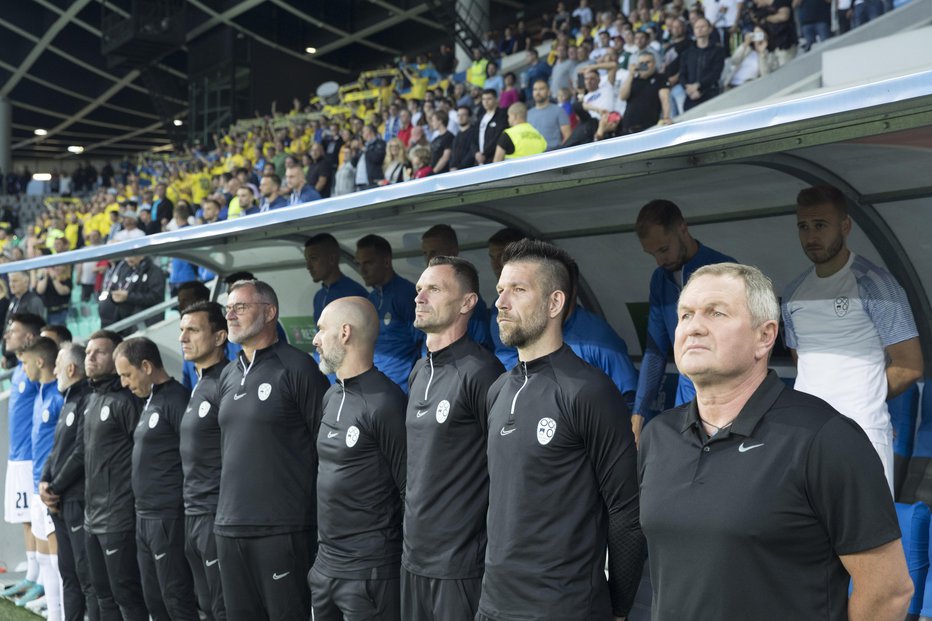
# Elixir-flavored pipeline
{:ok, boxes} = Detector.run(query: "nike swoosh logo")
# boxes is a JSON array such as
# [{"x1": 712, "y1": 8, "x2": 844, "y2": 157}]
[
  {"x1": 272, "y1": 572, "x2": 290, "y2": 580},
  {"x1": 327, "y1": 431, "x2": 339, "y2": 439},
  {"x1": 738, "y1": 442, "x2": 765, "y2": 453},
  {"x1": 105, "y1": 549, "x2": 119, "y2": 556},
  {"x1": 154, "y1": 553, "x2": 166, "y2": 560},
  {"x1": 205, "y1": 559, "x2": 218, "y2": 567},
  {"x1": 416, "y1": 409, "x2": 428, "y2": 418},
  {"x1": 70, "y1": 524, "x2": 83, "y2": 532},
  {"x1": 500, "y1": 427, "x2": 515, "y2": 436},
  {"x1": 233, "y1": 393, "x2": 246, "y2": 400}
]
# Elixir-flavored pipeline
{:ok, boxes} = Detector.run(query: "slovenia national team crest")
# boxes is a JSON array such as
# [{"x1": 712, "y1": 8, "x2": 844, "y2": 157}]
[
  {"x1": 537, "y1": 418, "x2": 556, "y2": 445},
  {"x1": 65, "y1": 411, "x2": 75, "y2": 427},
  {"x1": 383, "y1": 312, "x2": 392, "y2": 326},
  {"x1": 42, "y1": 409, "x2": 50, "y2": 423},
  {"x1": 198, "y1": 402, "x2": 211, "y2": 418},
  {"x1": 346, "y1": 425, "x2": 360, "y2": 448},
  {"x1": 436, "y1": 400, "x2": 450, "y2": 424},
  {"x1": 834, "y1": 296, "x2": 849, "y2": 317},
  {"x1": 18, "y1": 381, "x2": 25, "y2": 393},
  {"x1": 149, "y1": 412, "x2": 160, "y2": 429},
  {"x1": 257, "y1": 383, "x2": 272, "y2": 401},
  {"x1": 100, "y1": 405, "x2": 111, "y2": 422}
]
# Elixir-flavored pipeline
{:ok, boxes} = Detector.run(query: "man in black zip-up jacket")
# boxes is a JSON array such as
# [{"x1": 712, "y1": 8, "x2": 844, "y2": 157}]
[
  {"x1": 309, "y1": 296, "x2": 407, "y2": 620},
  {"x1": 80, "y1": 330, "x2": 149, "y2": 621},
  {"x1": 178, "y1": 301, "x2": 229, "y2": 621},
  {"x1": 402, "y1": 256, "x2": 504, "y2": 621},
  {"x1": 39, "y1": 343, "x2": 95, "y2": 621},
  {"x1": 116, "y1": 337, "x2": 196, "y2": 621},
  {"x1": 678, "y1": 17, "x2": 726, "y2": 111},
  {"x1": 215, "y1": 280, "x2": 328, "y2": 621},
  {"x1": 478, "y1": 240, "x2": 645, "y2": 621},
  {"x1": 98, "y1": 256, "x2": 166, "y2": 331}
]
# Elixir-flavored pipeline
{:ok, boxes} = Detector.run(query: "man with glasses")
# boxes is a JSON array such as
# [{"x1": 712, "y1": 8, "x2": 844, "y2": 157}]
[{"x1": 214, "y1": 280, "x2": 329, "y2": 621}]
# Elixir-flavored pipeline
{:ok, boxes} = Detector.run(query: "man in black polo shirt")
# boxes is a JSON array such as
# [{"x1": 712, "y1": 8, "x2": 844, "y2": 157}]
[
  {"x1": 81, "y1": 330, "x2": 149, "y2": 620},
  {"x1": 619, "y1": 51, "x2": 671, "y2": 134},
  {"x1": 179, "y1": 301, "x2": 229, "y2": 621},
  {"x1": 479, "y1": 239, "x2": 644, "y2": 621},
  {"x1": 638, "y1": 262, "x2": 913, "y2": 620},
  {"x1": 308, "y1": 296, "x2": 406, "y2": 620},
  {"x1": 215, "y1": 280, "x2": 328, "y2": 621},
  {"x1": 403, "y1": 256, "x2": 503, "y2": 621},
  {"x1": 116, "y1": 337, "x2": 196, "y2": 621}
]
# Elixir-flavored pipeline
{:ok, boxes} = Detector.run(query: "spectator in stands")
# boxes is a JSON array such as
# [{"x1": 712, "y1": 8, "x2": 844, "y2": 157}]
[
  {"x1": 494, "y1": 102, "x2": 548, "y2": 162},
  {"x1": 619, "y1": 51, "x2": 672, "y2": 133},
  {"x1": 704, "y1": 0, "x2": 740, "y2": 49},
  {"x1": 500, "y1": 26, "x2": 520, "y2": 56},
  {"x1": 429, "y1": 111, "x2": 454, "y2": 175},
  {"x1": 232, "y1": 183, "x2": 258, "y2": 217},
  {"x1": 79, "y1": 230, "x2": 102, "y2": 302},
  {"x1": 258, "y1": 174, "x2": 288, "y2": 212},
  {"x1": 153, "y1": 182, "x2": 173, "y2": 228},
  {"x1": 782, "y1": 185, "x2": 923, "y2": 491},
  {"x1": 836, "y1": 0, "x2": 854, "y2": 33},
  {"x1": 355, "y1": 234, "x2": 420, "y2": 391},
  {"x1": 550, "y1": 44, "x2": 580, "y2": 94},
  {"x1": 475, "y1": 89, "x2": 509, "y2": 165},
  {"x1": 35, "y1": 265, "x2": 72, "y2": 325},
  {"x1": 560, "y1": 100, "x2": 600, "y2": 148},
  {"x1": 499, "y1": 73, "x2": 521, "y2": 110},
  {"x1": 305, "y1": 143, "x2": 332, "y2": 199},
  {"x1": 353, "y1": 125, "x2": 387, "y2": 191},
  {"x1": 8, "y1": 271, "x2": 46, "y2": 321},
  {"x1": 752, "y1": 0, "x2": 798, "y2": 65},
  {"x1": 98, "y1": 255, "x2": 166, "y2": 331},
  {"x1": 284, "y1": 165, "x2": 322, "y2": 207},
  {"x1": 166, "y1": 202, "x2": 193, "y2": 232},
  {"x1": 797, "y1": 0, "x2": 832, "y2": 50},
  {"x1": 524, "y1": 49, "x2": 553, "y2": 102},
  {"x1": 410, "y1": 147, "x2": 433, "y2": 179},
  {"x1": 484, "y1": 62, "x2": 505, "y2": 96},
  {"x1": 199, "y1": 198, "x2": 222, "y2": 225},
  {"x1": 111, "y1": 210, "x2": 145, "y2": 243},
  {"x1": 450, "y1": 105, "x2": 478, "y2": 171},
  {"x1": 137, "y1": 208, "x2": 160, "y2": 235},
  {"x1": 582, "y1": 68, "x2": 617, "y2": 119},
  {"x1": 573, "y1": 0, "x2": 595, "y2": 31},
  {"x1": 467, "y1": 48, "x2": 489, "y2": 88},
  {"x1": 436, "y1": 43, "x2": 457, "y2": 77},
  {"x1": 528, "y1": 80, "x2": 571, "y2": 150},
  {"x1": 383, "y1": 138, "x2": 411, "y2": 184},
  {"x1": 852, "y1": 0, "x2": 884, "y2": 27},
  {"x1": 679, "y1": 17, "x2": 726, "y2": 111},
  {"x1": 383, "y1": 103, "x2": 402, "y2": 141},
  {"x1": 397, "y1": 110, "x2": 414, "y2": 147},
  {"x1": 724, "y1": 28, "x2": 779, "y2": 88}
]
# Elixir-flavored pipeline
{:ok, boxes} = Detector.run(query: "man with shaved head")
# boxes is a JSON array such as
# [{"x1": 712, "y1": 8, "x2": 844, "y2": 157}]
[{"x1": 309, "y1": 297, "x2": 407, "y2": 621}]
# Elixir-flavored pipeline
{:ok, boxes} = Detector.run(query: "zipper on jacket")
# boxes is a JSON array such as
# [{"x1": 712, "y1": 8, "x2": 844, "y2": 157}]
[
  {"x1": 505, "y1": 361, "x2": 529, "y2": 427},
  {"x1": 423, "y1": 352, "x2": 435, "y2": 400}
]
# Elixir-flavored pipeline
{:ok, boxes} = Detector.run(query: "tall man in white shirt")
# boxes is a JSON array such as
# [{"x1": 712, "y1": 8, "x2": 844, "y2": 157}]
[{"x1": 781, "y1": 185, "x2": 924, "y2": 492}]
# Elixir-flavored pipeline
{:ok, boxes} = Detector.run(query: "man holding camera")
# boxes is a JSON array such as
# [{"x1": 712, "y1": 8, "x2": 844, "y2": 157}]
[{"x1": 619, "y1": 52, "x2": 672, "y2": 134}]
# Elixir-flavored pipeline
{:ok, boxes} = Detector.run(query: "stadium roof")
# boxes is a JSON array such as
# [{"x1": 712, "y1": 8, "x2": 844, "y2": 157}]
[{"x1": 2, "y1": 0, "x2": 525, "y2": 162}]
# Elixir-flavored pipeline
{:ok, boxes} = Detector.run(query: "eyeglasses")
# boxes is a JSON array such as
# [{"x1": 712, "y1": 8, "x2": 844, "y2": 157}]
[{"x1": 225, "y1": 302, "x2": 271, "y2": 315}]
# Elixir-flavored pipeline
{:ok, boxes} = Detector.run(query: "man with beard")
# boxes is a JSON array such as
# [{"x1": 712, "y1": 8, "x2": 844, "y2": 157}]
[
  {"x1": 631, "y1": 200, "x2": 735, "y2": 444},
  {"x1": 781, "y1": 185, "x2": 922, "y2": 491},
  {"x1": 178, "y1": 302, "x2": 229, "y2": 620},
  {"x1": 116, "y1": 337, "x2": 196, "y2": 621},
  {"x1": 82, "y1": 330, "x2": 149, "y2": 620},
  {"x1": 309, "y1": 297, "x2": 406, "y2": 620},
  {"x1": 215, "y1": 280, "x2": 328, "y2": 621},
  {"x1": 40, "y1": 343, "x2": 96, "y2": 621},
  {"x1": 478, "y1": 239, "x2": 644, "y2": 621},
  {"x1": 403, "y1": 257, "x2": 503, "y2": 621}
]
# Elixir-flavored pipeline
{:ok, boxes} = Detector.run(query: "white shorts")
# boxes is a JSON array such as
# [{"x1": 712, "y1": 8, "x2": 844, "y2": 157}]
[
  {"x1": 30, "y1": 494, "x2": 54, "y2": 541},
  {"x1": 4, "y1": 460, "x2": 33, "y2": 524},
  {"x1": 863, "y1": 427, "x2": 894, "y2": 497}
]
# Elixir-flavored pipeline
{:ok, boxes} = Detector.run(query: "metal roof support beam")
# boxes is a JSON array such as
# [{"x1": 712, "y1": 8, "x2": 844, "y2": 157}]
[
  {"x1": 0, "y1": 0, "x2": 93, "y2": 98},
  {"x1": 184, "y1": 0, "x2": 353, "y2": 74},
  {"x1": 368, "y1": 0, "x2": 447, "y2": 32},
  {"x1": 739, "y1": 153, "x2": 932, "y2": 368},
  {"x1": 266, "y1": 0, "x2": 401, "y2": 55}
]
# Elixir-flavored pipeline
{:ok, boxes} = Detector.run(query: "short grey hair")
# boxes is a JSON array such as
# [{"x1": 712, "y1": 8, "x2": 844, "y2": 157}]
[
  {"x1": 229, "y1": 279, "x2": 280, "y2": 320},
  {"x1": 60, "y1": 342, "x2": 86, "y2": 376},
  {"x1": 685, "y1": 263, "x2": 780, "y2": 327}
]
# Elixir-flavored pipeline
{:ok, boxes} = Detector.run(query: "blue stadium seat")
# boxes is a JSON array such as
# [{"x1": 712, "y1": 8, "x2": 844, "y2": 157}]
[
  {"x1": 901, "y1": 383, "x2": 932, "y2": 505},
  {"x1": 896, "y1": 501, "x2": 930, "y2": 619},
  {"x1": 891, "y1": 385, "x2": 922, "y2": 498},
  {"x1": 922, "y1": 515, "x2": 932, "y2": 619}
]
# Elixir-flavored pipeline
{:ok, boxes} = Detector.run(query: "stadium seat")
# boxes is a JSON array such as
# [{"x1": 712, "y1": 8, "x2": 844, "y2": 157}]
[
  {"x1": 901, "y1": 383, "x2": 932, "y2": 505},
  {"x1": 896, "y1": 501, "x2": 931, "y2": 620},
  {"x1": 891, "y1": 385, "x2": 922, "y2": 499}
]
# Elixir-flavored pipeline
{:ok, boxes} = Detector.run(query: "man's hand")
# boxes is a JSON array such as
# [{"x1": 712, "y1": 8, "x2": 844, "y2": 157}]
[
  {"x1": 110, "y1": 290, "x2": 128, "y2": 303},
  {"x1": 631, "y1": 414, "x2": 644, "y2": 446},
  {"x1": 39, "y1": 482, "x2": 59, "y2": 509},
  {"x1": 475, "y1": 152, "x2": 486, "y2": 164}
]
